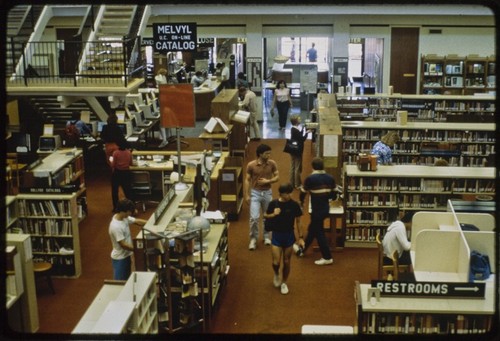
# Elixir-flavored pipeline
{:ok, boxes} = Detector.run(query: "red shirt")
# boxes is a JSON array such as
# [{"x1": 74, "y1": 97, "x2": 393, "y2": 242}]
[
  {"x1": 112, "y1": 148, "x2": 132, "y2": 170},
  {"x1": 246, "y1": 158, "x2": 278, "y2": 191}
]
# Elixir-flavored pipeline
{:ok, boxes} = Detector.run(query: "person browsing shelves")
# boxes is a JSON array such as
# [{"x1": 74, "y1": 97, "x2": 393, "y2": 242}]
[{"x1": 382, "y1": 211, "x2": 414, "y2": 269}]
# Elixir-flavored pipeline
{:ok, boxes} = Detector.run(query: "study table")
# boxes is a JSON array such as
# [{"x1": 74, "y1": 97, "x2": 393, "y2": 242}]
[{"x1": 198, "y1": 124, "x2": 233, "y2": 154}]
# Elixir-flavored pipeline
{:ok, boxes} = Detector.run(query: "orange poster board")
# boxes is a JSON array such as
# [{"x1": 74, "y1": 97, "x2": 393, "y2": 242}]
[{"x1": 159, "y1": 84, "x2": 196, "y2": 128}]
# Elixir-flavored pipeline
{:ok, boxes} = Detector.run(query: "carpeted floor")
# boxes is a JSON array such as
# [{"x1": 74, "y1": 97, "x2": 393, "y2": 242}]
[{"x1": 32, "y1": 138, "x2": 378, "y2": 337}]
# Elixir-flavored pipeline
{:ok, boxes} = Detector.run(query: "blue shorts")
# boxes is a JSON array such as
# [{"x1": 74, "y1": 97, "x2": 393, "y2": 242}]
[{"x1": 271, "y1": 231, "x2": 295, "y2": 248}]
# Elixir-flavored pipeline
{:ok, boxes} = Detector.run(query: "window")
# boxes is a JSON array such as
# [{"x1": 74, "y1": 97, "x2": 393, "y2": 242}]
[{"x1": 279, "y1": 37, "x2": 329, "y2": 63}]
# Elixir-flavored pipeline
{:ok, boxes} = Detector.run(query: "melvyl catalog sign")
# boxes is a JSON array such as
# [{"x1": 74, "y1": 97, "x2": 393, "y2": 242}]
[
  {"x1": 371, "y1": 280, "x2": 486, "y2": 299},
  {"x1": 153, "y1": 23, "x2": 197, "y2": 53}
]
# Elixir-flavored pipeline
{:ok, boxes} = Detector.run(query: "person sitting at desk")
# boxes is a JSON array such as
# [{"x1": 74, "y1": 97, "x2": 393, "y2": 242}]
[
  {"x1": 66, "y1": 111, "x2": 92, "y2": 135},
  {"x1": 371, "y1": 131, "x2": 400, "y2": 165},
  {"x1": 190, "y1": 71, "x2": 205, "y2": 87},
  {"x1": 382, "y1": 211, "x2": 414, "y2": 268}
]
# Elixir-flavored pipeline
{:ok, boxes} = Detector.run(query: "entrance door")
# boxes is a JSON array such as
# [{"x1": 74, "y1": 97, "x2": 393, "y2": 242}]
[
  {"x1": 390, "y1": 27, "x2": 419, "y2": 94},
  {"x1": 56, "y1": 28, "x2": 80, "y2": 76}
]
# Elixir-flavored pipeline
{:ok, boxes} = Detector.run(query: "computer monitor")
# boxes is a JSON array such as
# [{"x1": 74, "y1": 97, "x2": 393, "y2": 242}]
[
  {"x1": 97, "y1": 121, "x2": 107, "y2": 133},
  {"x1": 117, "y1": 123, "x2": 127, "y2": 135},
  {"x1": 38, "y1": 135, "x2": 61, "y2": 152}
]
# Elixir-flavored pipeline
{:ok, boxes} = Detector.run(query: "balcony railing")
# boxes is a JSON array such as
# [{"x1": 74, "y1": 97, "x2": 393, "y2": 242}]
[{"x1": 6, "y1": 37, "x2": 145, "y2": 88}]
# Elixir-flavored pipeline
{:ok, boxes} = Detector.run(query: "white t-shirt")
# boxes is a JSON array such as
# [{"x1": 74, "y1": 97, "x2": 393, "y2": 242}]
[
  {"x1": 109, "y1": 215, "x2": 136, "y2": 260},
  {"x1": 274, "y1": 87, "x2": 290, "y2": 102},
  {"x1": 221, "y1": 66, "x2": 230, "y2": 81},
  {"x1": 382, "y1": 220, "x2": 411, "y2": 259}
]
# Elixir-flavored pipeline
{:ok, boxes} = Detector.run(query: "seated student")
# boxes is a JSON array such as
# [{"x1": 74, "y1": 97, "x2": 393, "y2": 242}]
[
  {"x1": 382, "y1": 211, "x2": 414, "y2": 268},
  {"x1": 67, "y1": 111, "x2": 92, "y2": 136}
]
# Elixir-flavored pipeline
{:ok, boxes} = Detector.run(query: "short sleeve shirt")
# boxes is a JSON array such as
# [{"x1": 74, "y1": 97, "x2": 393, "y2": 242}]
[
  {"x1": 109, "y1": 216, "x2": 135, "y2": 260},
  {"x1": 246, "y1": 158, "x2": 278, "y2": 191},
  {"x1": 266, "y1": 199, "x2": 302, "y2": 233}
]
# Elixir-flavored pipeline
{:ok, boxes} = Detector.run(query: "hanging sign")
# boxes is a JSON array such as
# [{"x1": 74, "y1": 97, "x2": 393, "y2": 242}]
[{"x1": 153, "y1": 23, "x2": 197, "y2": 53}]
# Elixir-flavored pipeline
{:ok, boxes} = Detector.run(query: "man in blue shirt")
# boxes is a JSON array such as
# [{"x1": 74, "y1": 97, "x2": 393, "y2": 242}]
[
  {"x1": 66, "y1": 111, "x2": 92, "y2": 136},
  {"x1": 306, "y1": 43, "x2": 318, "y2": 62}
]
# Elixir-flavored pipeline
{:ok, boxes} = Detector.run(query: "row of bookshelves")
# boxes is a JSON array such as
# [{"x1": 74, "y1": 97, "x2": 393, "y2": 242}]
[
  {"x1": 342, "y1": 129, "x2": 495, "y2": 143},
  {"x1": 17, "y1": 199, "x2": 74, "y2": 218},
  {"x1": 18, "y1": 218, "x2": 73, "y2": 236},
  {"x1": 346, "y1": 178, "x2": 495, "y2": 194},
  {"x1": 360, "y1": 312, "x2": 492, "y2": 335},
  {"x1": 33, "y1": 256, "x2": 77, "y2": 277},
  {"x1": 31, "y1": 236, "x2": 74, "y2": 254},
  {"x1": 343, "y1": 154, "x2": 493, "y2": 168}
]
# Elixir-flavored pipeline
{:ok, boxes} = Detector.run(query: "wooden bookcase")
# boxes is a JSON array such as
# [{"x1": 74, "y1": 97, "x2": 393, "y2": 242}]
[
  {"x1": 355, "y1": 281, "x2": 494, "y2": 335},
  {"x1": 421, "y1": 54, "x2": 496, "y2": 95},
  {"x1": 341, "y1": 121, "x2": 495, "y2": 167},
  {"x1": 218, "y1": 156, "x2": 244, "y2": 220},
  {"x1": 211, "y1": 89, "x2": 239, "y2": 124},
  {"x1": 343, "y1": 164, "x2": 495, "y2": 247},
  {"x1": 336, "y1": 93, "x2": 495, "y2": 123},
  {"x1": 16, "y1": 192, "x2": 82, "y2": 277}
]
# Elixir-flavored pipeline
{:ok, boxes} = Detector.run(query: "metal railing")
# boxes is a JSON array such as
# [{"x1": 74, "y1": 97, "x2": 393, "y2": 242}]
[{"x1": 6, "y1": 37, "x2": 145, "y2": 87}]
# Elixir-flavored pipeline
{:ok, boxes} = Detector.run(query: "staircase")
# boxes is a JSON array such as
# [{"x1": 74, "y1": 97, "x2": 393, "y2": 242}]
[
  {"x1": 6, "y1": 5, "x2": 44, "y2": 77},
  {"x1": 80, "y1": 5, "x2": 137, "y2": 77},
  {"x1": 29, "y1": 96, "x2": 99, "y2": 130}
]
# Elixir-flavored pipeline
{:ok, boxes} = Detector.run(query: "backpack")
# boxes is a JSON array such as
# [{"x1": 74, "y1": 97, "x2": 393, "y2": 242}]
[
  {"x1": 469, "y1": 250, "x2": 491, "y2": 282},
  {"x1": 64, "y1": 121, "x2": 80, "y2": 147}
]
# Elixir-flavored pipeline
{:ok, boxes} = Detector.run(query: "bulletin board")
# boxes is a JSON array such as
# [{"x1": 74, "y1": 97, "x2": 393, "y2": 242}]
[
  {"x1": 246, "y1": 57, "x2": 262, "y2": 92},
  {"x1": 299, "y1": 64, "x2": 317, "y2": 93},
  {"x1": 159, "y1": 84, "x2": 196, "y2": 128}
]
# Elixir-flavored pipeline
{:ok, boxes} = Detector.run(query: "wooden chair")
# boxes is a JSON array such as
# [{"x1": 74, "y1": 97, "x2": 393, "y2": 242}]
[{"x1": 131, "y1": 171, "x2": 157, "y2": 212}]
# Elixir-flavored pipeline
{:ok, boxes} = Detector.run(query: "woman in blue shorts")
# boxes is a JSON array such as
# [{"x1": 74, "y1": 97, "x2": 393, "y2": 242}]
[{"x1": 264, "y1": 183, "x2": 304, "y2": 294}]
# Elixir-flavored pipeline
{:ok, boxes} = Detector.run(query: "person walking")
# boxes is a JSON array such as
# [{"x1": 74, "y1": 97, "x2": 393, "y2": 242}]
[
  {"x1": 155, "y1": 68, "x2": 170, "y2": 148},
  {"x1": 297, "y1": 157, "x2": 337, "y2": 265},
  {"x1": 264, "y1": 183, "x2": 303, "y2": 294},
  {"x1": 306, "y1": 42, "x2": 318, "y2": 62},
  {"x1": 271, "y1": 80, "x2": 293, "y2": 131},
  {"x1": 245, "y1": 143, "x2": 280, "y2": 250},
  {"x1": 108, "y1": 198, "x2": 147, "y2": 280},
  {"x1": 110, "y1": 140, "x2": 134, "y2": 212},
  {"x1": 239, "y1": 86, "x2": 261, "y2": 140},
  {"x1": 289, "y1": 114, "x2": 310, "y2": 189}
]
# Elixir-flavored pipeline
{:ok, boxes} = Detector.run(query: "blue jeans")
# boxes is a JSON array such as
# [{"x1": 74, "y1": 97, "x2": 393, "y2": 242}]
[
  {"x1": 112, "y1": 256, "x2": 131, "y2": 280},
  {"x1": 249, "y1": 189, "x2": 272, "y2": 240}
]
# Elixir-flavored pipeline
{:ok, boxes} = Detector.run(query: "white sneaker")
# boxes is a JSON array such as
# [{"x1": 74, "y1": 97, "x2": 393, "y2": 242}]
[
  {"x1": 158, "y1": 140, "x2": 168, "y2": 148},
  {"x1": 249, "y1": 238, "x2": 257, "y2": 250},
  {"x1": 273, "y1": 274, "x2": 281, "y2": 288},
  {"x1": 314, "y1": 258, "x2": 333, "y2": 266},
  {"x1": 264, "y1": 238, "x2": 272, "y2": 246},
  {"x1": 280, "y1": 283, "x2": 289, "y2": 295}
]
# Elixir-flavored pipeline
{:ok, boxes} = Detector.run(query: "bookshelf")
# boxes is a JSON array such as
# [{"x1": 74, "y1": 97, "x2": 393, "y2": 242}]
[
  {"x1": 218, "y1": 156, "x2": 244, "y2": 220},
  {"x1": 73, "y1": 272, "x2": 158, "y2": 334},
  {"x1": 21, "y1": 149, "x2": 88, "y2": 220},
  {"x1": 421, "y1": 54, "x2": 496, "y2": 95},
  {"x1": 336, "y1": 93, "x2": 495, "y2": 123},
  {"x1": 5, "y1": 195, "x2": 18, "y2": 233},
  {"x1": 16, "y1": 192, "x2": 82, "y2": 277},
  {"x1": 343, "y1": 164, "x2": 495, "y2": 247},
  {"x1": 6, "y1": 233, "x2": 39, "y2": 333},
  {"x1": 341, "y1": 121, "x2": 495, "y2": 167},
  {"x1": 355, "y1": 281, "x2": 495, "y2": 335}
]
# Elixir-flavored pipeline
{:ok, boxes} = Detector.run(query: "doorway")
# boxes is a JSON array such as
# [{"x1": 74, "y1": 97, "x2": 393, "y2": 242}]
[{"x1": 56, "y1": 28, "x2": 81, "y2": 77}]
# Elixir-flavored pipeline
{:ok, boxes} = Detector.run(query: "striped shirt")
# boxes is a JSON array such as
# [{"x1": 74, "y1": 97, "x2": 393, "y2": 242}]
[{"x1": 300, "y1": 170, "x2": 336, "y2": 216}]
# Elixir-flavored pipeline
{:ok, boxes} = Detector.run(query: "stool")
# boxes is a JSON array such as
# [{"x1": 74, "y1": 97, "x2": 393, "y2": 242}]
[{"x1": 33, "y1": 262, "x2": 55, "y2": 294}]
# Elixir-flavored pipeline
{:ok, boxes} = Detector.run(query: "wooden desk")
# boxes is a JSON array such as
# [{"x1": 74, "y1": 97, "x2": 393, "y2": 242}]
[
  {"x1": 199, "y1": 125, "x2": 233, "y2": 153},
  {"x1": 194, "y1": 79, "x2": 221, "y2": 120}
]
